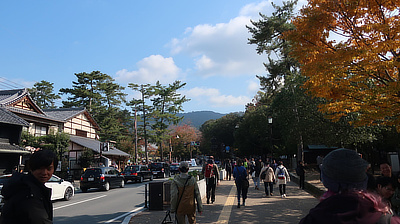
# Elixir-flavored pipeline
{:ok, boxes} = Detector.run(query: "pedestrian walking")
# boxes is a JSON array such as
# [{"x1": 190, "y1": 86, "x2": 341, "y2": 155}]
[
  {"x1": 260, "y1": 162, "x2": 275, "y2": 197},
  {"x1": 243, "y1": 158, "x2": 249, "y2": 176},
  {"x1": 296, "y1": 161, "x2": 306, "y2": 190},
  {"x1": 0, "y1": 149, "x2": 58, "y2": 224},
  {"x1": 300, "y1": 148, "x2": 400, "y2": 224},
  {"x1": 233, "y1": 158, "x2": 248, "y2": 208},
  {"x1": 202, "y1": 157, "x2": 219, "y2": 204},
  {"x1": 249, "y1": 158, "x2": 257, "y2": 189},
  {"x1": 254, "y1": 158, "x2": 262, "y2": 190},
  {"x1": 171, "y1": 161, "x2": 203, "y2": 224},
  {"x1": 225, "y1": 160, "x2": 232, "y2": 181},
  {"x1": 275, "y1": 161, "x2": 290, "y2": 198}
]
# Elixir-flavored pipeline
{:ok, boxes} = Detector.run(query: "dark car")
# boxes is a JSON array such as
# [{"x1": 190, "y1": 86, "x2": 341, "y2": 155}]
[
  {"x1": 121, "y1": 165, "x2": 153, "y2": 183},
  {"x1": 149, "y1": 162, "x2": 170, "y2": 178},
  {"x1": 80, "y1": 167, "x2": 125, "y2": 192},
  {"x1": 0, "y1": 174, "x2": 12, "y2": 212},
  {"x1": 170, "y1": 163, "x2": 179, "y2": 175}
]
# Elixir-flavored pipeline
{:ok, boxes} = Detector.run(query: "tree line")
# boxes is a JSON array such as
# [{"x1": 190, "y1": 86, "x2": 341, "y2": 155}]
[
  {"x1": 200, "y1": 0, "x2": 400, "y2": 167},
  {"x1": 28, "y1": 72, "x2": 192, "y2": 164}
]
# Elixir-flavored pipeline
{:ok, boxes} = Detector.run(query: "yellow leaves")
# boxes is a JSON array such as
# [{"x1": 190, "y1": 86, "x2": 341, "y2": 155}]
[{"x1": 285, "y1": 0, "x2": 400, "y2": 129}]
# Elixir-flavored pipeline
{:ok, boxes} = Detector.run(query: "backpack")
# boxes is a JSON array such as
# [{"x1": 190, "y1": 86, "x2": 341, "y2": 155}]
[
  {"x1": 204, "y1": 164, "x2": 214, "y2": 178},
  {"x1": 260, "y1": 170, "x2": 266, "y2": 180},
  {"x1": 277, "y1": 167, "x2": 285, "y2": 179}
]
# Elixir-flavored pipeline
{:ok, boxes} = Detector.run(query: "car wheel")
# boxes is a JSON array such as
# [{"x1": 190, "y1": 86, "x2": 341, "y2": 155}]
[
  {"x1": 139, "y1": 176, "x2": 143, "y2": 183},
  {"x1": 150, "y1": 175, "x2": 153, "y2": 181},
  {"x1": 64, "y1": 187, "x2": 73, "y2": 200},
  {"x1": 81, "y1": 187, "x2": 88, "y2": 193},
  {"x1": 120, "y1": 179, "x2": 125, "y2": 188},
  {"x1": 103, "y1": 182, "x2": 110, "y2": 191}
]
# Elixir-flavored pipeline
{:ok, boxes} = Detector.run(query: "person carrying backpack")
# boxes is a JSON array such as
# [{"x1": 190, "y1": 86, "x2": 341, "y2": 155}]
[
  {"x1": 171, "y1": 161, "x2": 203, "y2": 224},
  {"x1": 202, "y1": 157, "x2": 219, "y2": 204},
  {"x1": 260, "y1": 162, "x2": 275, "y2": 197},
  {"x1": 275, "y1": 161, "x2": 290, "y2": 198},
  {"x1": 233, "y1": 158, "x2": 248, "y2": 208}
]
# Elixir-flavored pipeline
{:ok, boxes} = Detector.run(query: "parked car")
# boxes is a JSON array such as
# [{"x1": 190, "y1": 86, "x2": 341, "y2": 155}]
[
  {"x1": 149, "y1": 162, "x2": 170, "y2": 178},
  {"x1": 1, "y1": 173, "x2": 74, "y2": 212},
  {"x1": 0, "y1": 174, "x2": 12, "y2": 212},
  {"x1": 121, "y1": 165, "x2": 153, "y2": 183},
  {"x1": 45, "y1": 174, "x2": 75, "y2": 201},
  {"x1": 80, "y1": 167, "x2": 125, "y2": 192},
  {"x1": 170, "y1": 163, "x2": 179, "y2": 175}
]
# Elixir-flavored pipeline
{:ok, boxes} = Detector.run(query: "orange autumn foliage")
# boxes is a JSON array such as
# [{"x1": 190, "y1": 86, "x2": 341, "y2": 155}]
[{"x1": 284, "y1": 0, "x2": 400, "y2": 130}]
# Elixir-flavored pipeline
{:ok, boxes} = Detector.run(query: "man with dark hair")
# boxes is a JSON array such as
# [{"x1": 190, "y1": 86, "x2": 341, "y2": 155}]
[{"x1": 0, "y1": 149, "x2": 58, "y2": 224}]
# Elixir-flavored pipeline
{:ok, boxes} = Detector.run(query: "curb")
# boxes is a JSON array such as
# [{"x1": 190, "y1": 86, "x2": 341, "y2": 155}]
[{"x1": 289, "y1": 172, "x2": 325, "y2": 198}]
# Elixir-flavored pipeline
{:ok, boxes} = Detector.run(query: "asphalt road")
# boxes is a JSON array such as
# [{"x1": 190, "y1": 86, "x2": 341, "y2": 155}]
[
  {"x1": 53, "y1": 179, "x2": 156, "y2": 224},
  {"x1": 53, "y1": 166, "x2": 203, "y2": 224}
]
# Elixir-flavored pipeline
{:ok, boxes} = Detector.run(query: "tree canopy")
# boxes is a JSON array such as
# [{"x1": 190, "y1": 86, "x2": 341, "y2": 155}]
[
  {"x1": 28, "y1": 80, "x2": 60, "y2": 109},
  {"x1": 285, "y1": 0, "x2": 400, "y2": 129}
]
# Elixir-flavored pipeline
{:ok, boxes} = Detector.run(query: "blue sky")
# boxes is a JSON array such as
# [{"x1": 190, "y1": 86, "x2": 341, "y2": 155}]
[{"x1": 0, "y1": 0, "x2": 305, "y2": 114}]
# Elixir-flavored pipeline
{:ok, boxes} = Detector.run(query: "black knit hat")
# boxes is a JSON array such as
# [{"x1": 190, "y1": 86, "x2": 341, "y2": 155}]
[{"x1": 321, "y1": 148, "x2": 368, "y2": 192}]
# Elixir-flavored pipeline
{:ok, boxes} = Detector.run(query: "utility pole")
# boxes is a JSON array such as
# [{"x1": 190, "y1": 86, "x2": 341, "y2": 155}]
[{"x1": 134, "y1": 108, "x2": 138, "y2": 164}]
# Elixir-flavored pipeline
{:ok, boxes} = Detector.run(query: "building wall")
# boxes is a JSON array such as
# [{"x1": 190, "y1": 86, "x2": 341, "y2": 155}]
[{"x1": 63, "y1": 113, "x2": 98, "y2": 139}]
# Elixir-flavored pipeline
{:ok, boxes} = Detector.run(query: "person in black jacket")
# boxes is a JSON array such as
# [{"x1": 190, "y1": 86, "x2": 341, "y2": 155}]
[
  {"x1": 296, "y1": 161, "x2": 306, "y2": 190},
  {"x1": 0, "y1": 149, "x2": 57, "y2": 224}
]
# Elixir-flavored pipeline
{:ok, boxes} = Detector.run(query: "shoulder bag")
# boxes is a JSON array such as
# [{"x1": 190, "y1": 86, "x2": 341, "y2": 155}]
[{"x1": 164, "y1": 176, "x2": 191, "y2": 224}]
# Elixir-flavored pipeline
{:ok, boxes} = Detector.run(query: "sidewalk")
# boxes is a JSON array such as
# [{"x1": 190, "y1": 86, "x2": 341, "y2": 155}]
[{"x1": 129, "y1": 174, "x2": 321, "y2": 224}]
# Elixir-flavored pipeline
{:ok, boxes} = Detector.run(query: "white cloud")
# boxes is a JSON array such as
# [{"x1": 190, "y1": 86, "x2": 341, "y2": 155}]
[
  {"x1": 169, "y1": 8, "x2": 268, "y2": 77},
  {"x1": 239, "y1": 1, "x2": 272, "y2": 17},
  {"x1": 247, "y1": 79, "x2": 260, "y2": 93},
  {"x1": 115, "y1": 55, "x2": 181, "y2": 84},
  {"x1": 195, "y1": 55, "x2": 215, "y2": 71},
  {"x1": 183, "y1": 87, "x2": 251, "y2": 108}
]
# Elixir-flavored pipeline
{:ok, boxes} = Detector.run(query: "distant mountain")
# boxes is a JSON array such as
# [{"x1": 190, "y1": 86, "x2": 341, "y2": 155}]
[{"x1": 177, "y1": 111, "x2": 226, "y2": 128}]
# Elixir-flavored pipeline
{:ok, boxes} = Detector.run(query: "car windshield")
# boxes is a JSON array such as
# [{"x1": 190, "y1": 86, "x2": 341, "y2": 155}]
[
  {"x1": 124, "y1": 166, "x2": 139, "y2": 172},
  {"x1": 170, "y1": 165, "x2": 179, "y2": 169},
  {"x1": 83, "y1": 168, "x2": 102, "y2": 176},
  {"x1": 149, "y1": 163, "x2": 163, "y2": 169},
  {"x1": 0, "y1": 177, "x2": 10, "y2": 185}
]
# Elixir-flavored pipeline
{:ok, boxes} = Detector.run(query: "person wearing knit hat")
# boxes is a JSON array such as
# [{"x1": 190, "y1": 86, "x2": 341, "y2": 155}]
[
  {"x1": 300, "y1": 148, "x2": 400, "y2": 224},
  {"x1": 321, "y1": 148, "x2": 368, "y2": 193}
]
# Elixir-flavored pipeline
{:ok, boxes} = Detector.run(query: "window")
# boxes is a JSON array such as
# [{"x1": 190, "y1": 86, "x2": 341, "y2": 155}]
[
  {"x1": 34, "y1": 125, "x2": 47, "y2": 137},
  {"x1": 75, "y1": 129, "x2": 87, "y2": 137}
]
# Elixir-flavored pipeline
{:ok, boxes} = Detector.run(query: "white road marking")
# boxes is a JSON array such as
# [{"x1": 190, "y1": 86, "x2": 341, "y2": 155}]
[
  {"x1": 100, "y1": 206, "x2": 146, "y2": 224},
  {"x1": 53, "y1": 195, "x2": 107, "y2": 210}
]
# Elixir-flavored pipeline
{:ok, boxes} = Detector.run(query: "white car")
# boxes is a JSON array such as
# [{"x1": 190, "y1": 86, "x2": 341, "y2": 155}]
[{"x1": 45, "y1": 175, "x2": 75, "y2": 201}]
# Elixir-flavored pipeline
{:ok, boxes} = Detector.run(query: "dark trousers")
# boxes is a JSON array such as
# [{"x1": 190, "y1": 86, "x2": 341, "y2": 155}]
[
  {"x1": 226, "y1": 169, "x2": 232, "y2": 180},
  {"x1": 264, "y1": 182, "x2": 274, "y2": 195},
  {"x1": 279, "y1": 184, "x2": 286, "y2": 195},
  {"x1": 206, "y1": 177, "x2": 216, "y2": 202},
  {"x1": 235, "y1": 181, "x2": 248, "y2": 203},
  {"x1": 299, "y1": 175, "x2": 305, "y2": 189}
]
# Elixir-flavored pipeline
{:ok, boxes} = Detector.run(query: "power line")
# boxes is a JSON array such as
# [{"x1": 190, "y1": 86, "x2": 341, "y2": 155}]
[{"x1": 0, "y1": 77, "x2": 26, "y2": 90}]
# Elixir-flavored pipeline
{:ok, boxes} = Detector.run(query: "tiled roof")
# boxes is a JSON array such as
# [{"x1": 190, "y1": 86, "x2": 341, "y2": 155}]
[
  {"x1": 6, "y1": 106, "x2": 64, "y2": 123},
  {"x1": 43, "y1": 108, "x2": 100, "y2": 130},
  {"x1": 69, "y1": 135, "x2": 130, "y2": 157},
  {"x1": 0, "y1": 138, "x2": 31, "y2": 154},
  {"x1": 0, "y1": 89, "x2": 26, "y2": 104},
  {"x1": 0, "y1": 88, "x2": 45, "y2": 115},
  {"x1": 0, "y1": 107, "x2": 30, "y2": 126},
  {"x1": 43, "y1": 107, "x2": 86, "y2": 121}
]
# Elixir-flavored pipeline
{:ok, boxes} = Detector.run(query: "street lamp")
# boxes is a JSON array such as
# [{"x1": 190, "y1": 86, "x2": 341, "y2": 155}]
[{"x1": 268, "y1": 116, "x2": 273, "y2": 159}]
